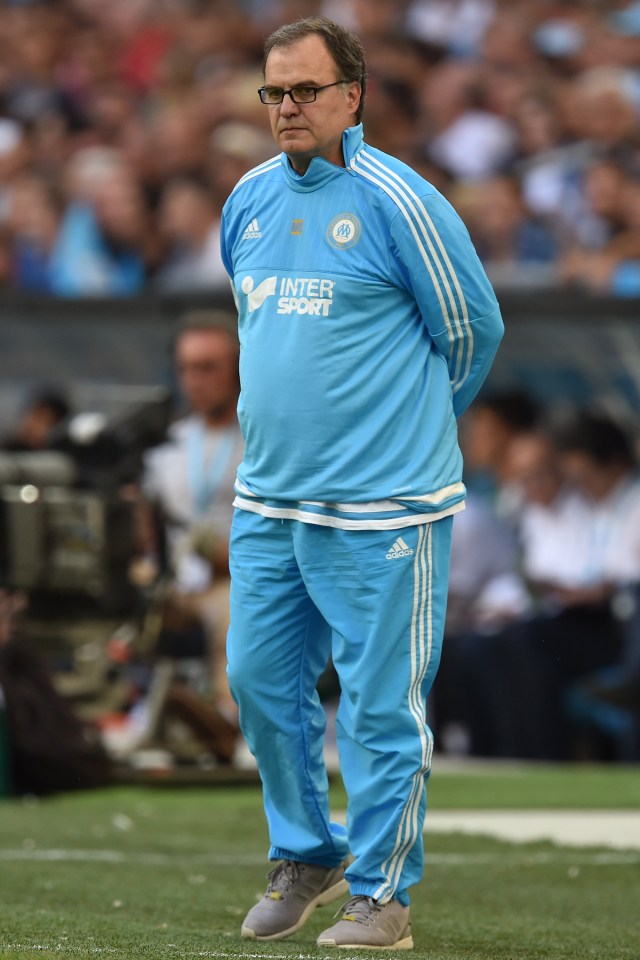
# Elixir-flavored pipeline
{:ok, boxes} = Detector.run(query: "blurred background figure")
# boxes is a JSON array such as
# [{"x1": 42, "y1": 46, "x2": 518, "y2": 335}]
[
  {"x1": 434, "y1": 489, "x2": 530, "y2": 757},
  {"x1": 433, "y1": 389, "x2": 539, "y2": 757},
  {"x1": 139, "y1": 311, "x2": 243, "y2": 754},
  {"x1": 1, "y1": 384, "x2": 70, "y2": 452},
  {"x1": 155, "y1": 174, "x2": 227, "y2": 293},
  {"x1": 48, "y1": 148, "x2": 154, "y2": 295},
  {"x1": 465, "y1": 412, "x2": 640, "y2": 761},
  {"x1": 419, "y1": 59, "x2": 517, "y2": 181},
  {"x1": 457, "y1": 387, "x2": 541, "y2": 513},
  {"x1": 455, "y1": 174, "x2": 559, "y2": 286},
  {"x1": 561, "y1": 158, "x2": 640, "y2": 295},
  {"x1": 5, "y1": 174, "x2": 63, "y2": 292}
]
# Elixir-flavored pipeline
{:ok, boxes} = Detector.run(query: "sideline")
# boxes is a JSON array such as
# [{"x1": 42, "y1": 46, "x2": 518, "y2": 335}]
[
  {"x1": 425, "y1": 809, "x2": 640, "y2": 849},
  {"x1": 0, "y1": 843, "x2": 638, "y2": 866}
]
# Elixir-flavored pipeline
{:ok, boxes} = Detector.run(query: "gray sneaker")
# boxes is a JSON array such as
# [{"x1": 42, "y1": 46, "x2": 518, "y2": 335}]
[
  {"x1": 240, "y1": 858, "x2": 349, "y2": 941},
  {"x1": 317, "y1": 895, "x2": 413, "y2": 950}
]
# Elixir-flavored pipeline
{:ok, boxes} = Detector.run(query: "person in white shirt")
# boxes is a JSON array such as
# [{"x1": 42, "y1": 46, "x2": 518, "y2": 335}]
[
  {"x1": 141, "y1": 312, "x2": 243, "y2": 735},
  {"x1": 490, "y1": 417, "x2": 640, "y2": 759}
]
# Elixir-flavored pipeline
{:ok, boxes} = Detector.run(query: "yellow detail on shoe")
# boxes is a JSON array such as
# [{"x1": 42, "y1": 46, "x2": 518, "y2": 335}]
[
  {"x1": 268, "y1": 892, "x2": 282, "y2": 900},
  {"x1": 343, "y1": 914, "x2": 357, "y2": 921}
]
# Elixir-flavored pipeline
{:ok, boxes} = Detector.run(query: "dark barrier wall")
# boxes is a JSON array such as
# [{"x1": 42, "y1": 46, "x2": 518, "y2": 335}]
[
  {"x1": 1, "y1": 292, "x2": 640, "y2": 423},
  {"x1": 490, "y1": 291, "x2": 640, "y2": 418}
]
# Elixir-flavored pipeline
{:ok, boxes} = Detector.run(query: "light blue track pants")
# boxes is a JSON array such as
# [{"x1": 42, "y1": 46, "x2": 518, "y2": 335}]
[{"x1": 227, "y1": 509, "x2": 453, "y2": 905}]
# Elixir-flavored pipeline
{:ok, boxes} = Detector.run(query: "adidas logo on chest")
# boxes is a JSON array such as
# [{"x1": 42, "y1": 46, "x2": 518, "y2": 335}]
[{"x1": 242, "y1": 218, "x2": 262, "y2": 240}]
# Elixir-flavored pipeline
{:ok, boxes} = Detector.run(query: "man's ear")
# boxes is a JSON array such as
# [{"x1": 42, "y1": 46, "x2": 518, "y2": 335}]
[{"x1": 346, "y1": 81, "x2": 362, "y2": 118}]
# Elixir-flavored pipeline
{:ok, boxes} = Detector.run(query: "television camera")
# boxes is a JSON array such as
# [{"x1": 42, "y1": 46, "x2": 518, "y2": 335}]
[{"x1": 0, "y1": 386, "x2": 172, "y2": 623}]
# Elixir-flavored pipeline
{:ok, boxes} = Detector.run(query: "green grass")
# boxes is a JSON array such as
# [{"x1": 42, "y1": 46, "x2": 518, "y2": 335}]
[
  {"x1": 421, "y1": 761, "x2": 640, "y2": 810},
  {"x1": 0, "y1": 767, "x2": 638, "y2": 959}
]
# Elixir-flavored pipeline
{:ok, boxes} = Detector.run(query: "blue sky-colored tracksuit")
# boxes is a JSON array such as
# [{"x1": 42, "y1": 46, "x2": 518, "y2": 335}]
[{"x1": 221, "y1": 123, "x2": 503, "y2": 903}]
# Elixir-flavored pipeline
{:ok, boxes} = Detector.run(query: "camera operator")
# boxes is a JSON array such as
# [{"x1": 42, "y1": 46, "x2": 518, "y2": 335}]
[{"x1": 139, "y1": 311, "x2": 243, "y2": 751}]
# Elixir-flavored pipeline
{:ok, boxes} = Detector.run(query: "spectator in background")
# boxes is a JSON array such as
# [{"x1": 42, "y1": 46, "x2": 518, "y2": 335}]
[
  {"x1": 434, "y1": 489, "x2": 530, "y2": 757},
  {"x1": 455, "y1": 174, "x2": 558, "y2": 285},
  {"x1": 6, "y1": 173, "x2": 62, "y2": 292},
  {"x1": 0, "y1": 106, "x2": 30, "y2": 217},
  {"x1": 206, "y1": 121, "x2": 275, "y2": 209},
  {"x1": 562, "y1": 160, "x2": 640, "y2": 294},
  {"x1": 458, "y1": 387, "x2": 540, "y2": 513},
  {"x1": 568, "y1": 67, "x2": 639, "y2": 165},
  {"x1": 555, "y1": 411, "x2": 640, "y2": 593},
  {"x1": 530, "y1": 413, "x2": 640, "y2": 759},
  {"x1": 405, "y1": 0, "x2": 496, "y2": 59},
  {"x1": 419, "y1": 60, "x2": 517, "y2": 181},
  {"x1": 144, "y1": 104, "x2": 210, "y2": 191},
  {"x1": 479, "y1": 413, "x2": 640, "y2": 760},
  {"x1": 433, "y1": 391, "x2": 539, "y2": 757},
  {"x1": 507, "y1": 429, "x2": 594, "y2": 601},
  {"x1": 155, "y1": 175, "x2": 228, "y2": 293},
  {"x1": 1, "y1": 385, "x2": 70, "y2": 453},
  {"x1": 48, "y1": 148, "x2": 152, "y2": 295},
  {"x1": 610, "y1": 175, "x2": 640, "y2": 296},
  {"x1": 571, "y1": 157, "x2": 630, "y2": 250},
  {"x1": 140, "y1": 312, "x2": 243, "y2": 735},
  {"x1": 511, "y1": 86, "x2": 584, "y2": 231}
]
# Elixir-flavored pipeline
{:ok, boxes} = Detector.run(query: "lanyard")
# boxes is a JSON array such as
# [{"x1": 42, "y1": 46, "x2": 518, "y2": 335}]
[{"x1": 186, "y1": 419, "x2": 236, "y2": 518}]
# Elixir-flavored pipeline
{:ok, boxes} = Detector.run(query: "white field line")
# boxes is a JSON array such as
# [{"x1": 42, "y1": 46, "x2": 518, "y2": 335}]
[
  {"x1": 0, "y1": 954, "x2": 424, "y2": 960},
  {"x1": 2, "y1": 811, "x2": 640, "y2": 876},
  {"x1": 425, "y1": 809, "x2": 640, "y2": 850},
  {"x1": 0, "y1": 849, "x2": 266, "y2": 866},
  {"x1": 334, "y1": 806, "x2": 640, "y2": 851},
  {"x1": 0, "y1": 847, "x2": 638, "y2": 867},
  {"x1": 0, "y1": 951, "x2": 341, "y2": 959}
]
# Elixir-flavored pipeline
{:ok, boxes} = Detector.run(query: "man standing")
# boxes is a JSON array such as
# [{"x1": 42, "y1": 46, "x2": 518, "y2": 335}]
[
  {"x1": 221, "y1": 17, "x2": 503, "y2": 950},
  {"x1": 142, "y1": 312, "x2": 243, "y2": 729}
]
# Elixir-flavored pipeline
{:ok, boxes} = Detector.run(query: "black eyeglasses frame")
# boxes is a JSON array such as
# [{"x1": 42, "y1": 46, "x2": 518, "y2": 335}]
[{"x1": 257, "y1": 80, "x2": 349, "y2": 105}]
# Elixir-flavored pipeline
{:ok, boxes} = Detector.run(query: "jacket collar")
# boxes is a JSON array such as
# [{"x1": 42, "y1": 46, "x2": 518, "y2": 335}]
[{"x1": 280, "y1": 123, "x2": 364, "y2": 192}]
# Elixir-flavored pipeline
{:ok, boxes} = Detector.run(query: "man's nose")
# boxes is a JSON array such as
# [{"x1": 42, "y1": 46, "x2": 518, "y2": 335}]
[{"x1": 279, "y1": 92, "x2": 300, "y2": 115}]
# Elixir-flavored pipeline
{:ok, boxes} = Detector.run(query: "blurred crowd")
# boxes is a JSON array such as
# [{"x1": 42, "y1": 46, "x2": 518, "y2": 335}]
[
  {"x1": 1, "y1": 0, "x2": 640, "y2": 296},
  {"x1": 2, "y1": 343, "x2": 640, "y2": 790},
  {"x1": 437, "y1": 392, "x2": 640, "y2": 762}
]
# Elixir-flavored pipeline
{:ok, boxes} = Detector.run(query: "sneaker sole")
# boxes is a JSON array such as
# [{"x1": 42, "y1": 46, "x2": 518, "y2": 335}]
[
  {"x1": 241, "y1": 877, "x2": 349, "y2": 941},
  {"x1": 316, "y1": 933, "x2": 414, "y2": 950}
]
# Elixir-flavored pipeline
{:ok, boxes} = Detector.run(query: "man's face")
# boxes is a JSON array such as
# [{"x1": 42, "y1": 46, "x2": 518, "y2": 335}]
[
  {"x1": 263, "y1": 34, "x2": 361, "y2": 174},
  {"x1": 505, "y1": 435, "x2": 561, "y2": 506},
  {"x1": 560, "y1": 451, "x2": 621, "y2": 502},
  {"x1": 176, "y1": 328, "x2": 238, "y2": 420}
]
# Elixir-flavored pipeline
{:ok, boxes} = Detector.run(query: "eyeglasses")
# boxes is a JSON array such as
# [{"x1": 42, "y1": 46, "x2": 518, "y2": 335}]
[{"x1": 258, "y1": 81, "x2": 348, "y2": 105}]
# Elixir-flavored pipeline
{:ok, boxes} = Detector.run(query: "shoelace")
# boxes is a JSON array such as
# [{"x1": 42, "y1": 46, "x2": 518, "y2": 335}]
[
  {"x1": 265, "y1": 859, "x2": 300, "y2": 897},
  {"x1": 336, "y1": 895, "x2": 382, "y2": 924}
]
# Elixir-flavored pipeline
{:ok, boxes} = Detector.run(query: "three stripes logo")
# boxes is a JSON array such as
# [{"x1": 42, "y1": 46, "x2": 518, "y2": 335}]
[
  {"x1": 242, "y1": 217, "x2": 262, "y2": 240},
  {"x1": 386, "y1": 536, "x2": 414, "y2": 560}
]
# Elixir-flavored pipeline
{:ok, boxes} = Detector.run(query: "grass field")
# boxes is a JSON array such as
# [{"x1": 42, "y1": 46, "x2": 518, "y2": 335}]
[{"x1": 0, "y1": 764, "x2": 639, "y2": 960}]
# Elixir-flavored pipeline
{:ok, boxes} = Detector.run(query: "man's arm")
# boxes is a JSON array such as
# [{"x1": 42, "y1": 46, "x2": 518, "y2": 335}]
[{"x1": 391, "y1": 191, "x2": 504, "y2": 418}]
